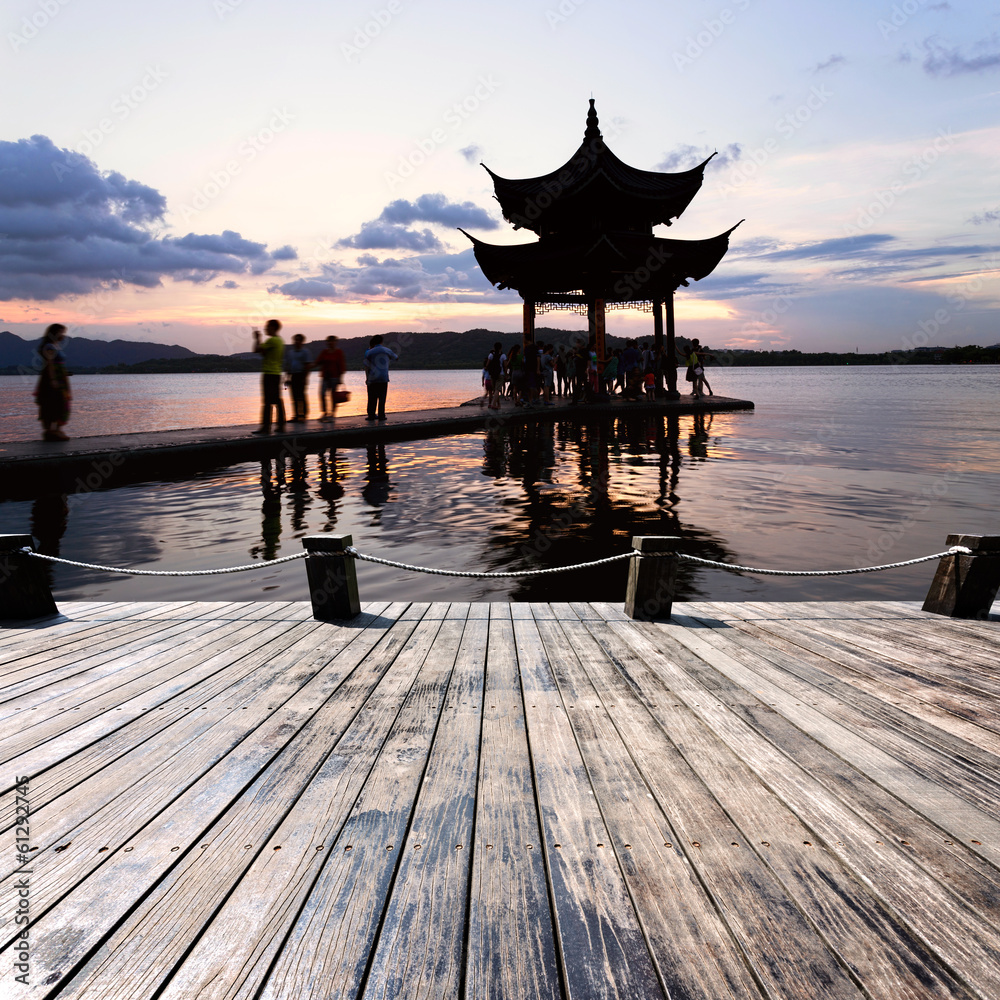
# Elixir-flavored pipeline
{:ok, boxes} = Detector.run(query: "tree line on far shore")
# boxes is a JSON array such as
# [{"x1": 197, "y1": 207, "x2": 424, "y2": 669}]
[{"x1": 2, "y1": 326, "x2": 997, "y2": 375}]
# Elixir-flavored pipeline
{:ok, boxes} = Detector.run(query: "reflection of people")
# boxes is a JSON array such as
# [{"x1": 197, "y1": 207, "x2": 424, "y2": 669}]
[
  {"x1": 362, "y1": 443, "x2": 391, "y2": 507},
  {"x1": 284, "y1": 334, "x2": 312, "y2": 422},
  {"x1": 364, "y1": 335, "x2": 398, "y2": 421},
  {"x1": 316, "y1": 335, "x2": 346, "y2": 422},
  {"x1": 252, "y1": 319, "x2": 285, "y2": 434},
  {"x1": 36, "y1": 324, "x2": 71, "y2": 441},
  {"x1": 688, "y1": 411, "x2": 713, "y2": 458}
]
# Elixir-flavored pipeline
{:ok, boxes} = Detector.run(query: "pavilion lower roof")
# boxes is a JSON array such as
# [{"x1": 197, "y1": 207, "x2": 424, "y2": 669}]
[{"x1": 461, "y1": 226, "x2": 741, "y2": 301}]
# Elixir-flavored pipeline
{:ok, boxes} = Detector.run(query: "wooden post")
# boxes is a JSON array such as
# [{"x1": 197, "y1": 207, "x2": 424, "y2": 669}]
[
  {"x1": 0, "y1": 534, "x2": 59, "y2": 621},
  {"x1": 624, "y1": 535, "x2": 680, "y2": 620},
  {"x1": 664, "y1": 291, "x2": 679, "y2": 399},
  {"x1": 652, "y1": 297, "x2": 664, "y2": 352},
  {"x1": 303, "y1": 534, "x2": 361, "y2": 621},
  {"x1": 522, "y1": 297, "x2": 535, "y2": 352},
  {"x1": 922, "y1": 534, "x2": 1000, "y2": 619}
]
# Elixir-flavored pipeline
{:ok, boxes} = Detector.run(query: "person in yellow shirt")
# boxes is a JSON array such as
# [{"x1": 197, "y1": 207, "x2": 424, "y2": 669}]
[{"x1": 252, "y1": 319, "x2": 286, "y2": 434}]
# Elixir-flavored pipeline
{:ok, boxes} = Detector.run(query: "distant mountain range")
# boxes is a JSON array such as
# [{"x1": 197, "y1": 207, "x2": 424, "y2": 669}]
[
  {"x1": 2, "y1": 329, "x2": 997, "y2": 375},
  {"x1": 0, "y1": 331, "x2": 198, "y2": 372},
  {"x1": 0, "y1": 328, "x2": 625, "y2": 374}
]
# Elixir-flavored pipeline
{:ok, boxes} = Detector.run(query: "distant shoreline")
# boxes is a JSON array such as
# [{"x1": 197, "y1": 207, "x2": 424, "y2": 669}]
[{"x1": 3, "y1": 349, "x2": 998, "y2": 377}]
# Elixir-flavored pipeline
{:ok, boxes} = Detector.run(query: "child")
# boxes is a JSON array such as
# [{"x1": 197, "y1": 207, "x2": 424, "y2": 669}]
[{"x1": 644, "y1": 369, "x2": 655, "y2": 400}]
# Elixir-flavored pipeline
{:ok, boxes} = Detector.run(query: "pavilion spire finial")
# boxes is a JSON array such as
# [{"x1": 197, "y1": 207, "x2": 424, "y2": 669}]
[{"x1": 584, "y1": 98, "x2": 602, "y2": 143}]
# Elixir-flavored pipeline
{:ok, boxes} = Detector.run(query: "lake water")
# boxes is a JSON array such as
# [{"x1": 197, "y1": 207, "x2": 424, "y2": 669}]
[{"x1": 2, "y1": 366, "x2": 998, "y2": 607}]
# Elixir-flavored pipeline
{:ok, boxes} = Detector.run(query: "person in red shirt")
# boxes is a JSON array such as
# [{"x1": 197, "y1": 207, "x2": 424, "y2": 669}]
[{"x1": 316, "y1": 335, "x2": 347, "y2": 421}]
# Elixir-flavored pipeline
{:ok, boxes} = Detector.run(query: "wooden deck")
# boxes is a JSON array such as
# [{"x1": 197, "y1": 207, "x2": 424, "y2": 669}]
[{"x1": 2, "y1": 599, "x2": 999, "y2": 999}]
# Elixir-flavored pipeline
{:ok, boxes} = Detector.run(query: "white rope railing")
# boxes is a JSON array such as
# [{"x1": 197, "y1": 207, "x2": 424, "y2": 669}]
[
  {"x1": 21, "y1": 549, "x2": 307, "y2": 576},
  {"x1": 20, "y1": 545, "x2": 971, "y2": 580}
]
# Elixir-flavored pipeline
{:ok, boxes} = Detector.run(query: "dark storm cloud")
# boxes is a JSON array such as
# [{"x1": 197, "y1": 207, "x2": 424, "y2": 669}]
[{"x1": 0, "y1": 135, "x2": 297, "y2": 301}]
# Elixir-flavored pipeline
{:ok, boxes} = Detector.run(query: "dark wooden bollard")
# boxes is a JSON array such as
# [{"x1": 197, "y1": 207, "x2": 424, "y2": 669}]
[
  {"x1": 303, "y1": 534, "x2": 361, "y2": 621},
  {"x1": 922, "y1": 534, "x2": 1000, "y2": 619},
  {"x1": 625, "y1": 536, "x2": 680, "y2": 620},
  {"x1": 0, "y1": 534, "x2": 59, "y2": 621}
]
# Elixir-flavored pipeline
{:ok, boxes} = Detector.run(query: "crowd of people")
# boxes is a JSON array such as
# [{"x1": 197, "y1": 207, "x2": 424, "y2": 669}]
[
  {"x1": 250, "y1": 321, "x2": 396, "y2": 434},
  {"x1": 482, "y1": 337, "x2": 714, "y2": 409},
  {"x1": 32, "y1": 318, "x2": 715, "y2": 441}
]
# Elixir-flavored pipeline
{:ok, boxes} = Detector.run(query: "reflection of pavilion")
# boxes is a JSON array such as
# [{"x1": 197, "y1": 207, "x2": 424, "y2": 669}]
[
  {"x1": 480, "y1": 414, "x2": 740, "y2": 602},
  {"x1": 463, "y1": 100, "x2": 742, "y2": 397}
]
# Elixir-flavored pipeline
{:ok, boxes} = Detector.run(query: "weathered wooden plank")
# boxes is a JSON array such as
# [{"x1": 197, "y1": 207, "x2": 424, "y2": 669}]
[
  {"x1": 0, "y1": 616, "x2": 186, "y2": 680},
  {"x1": 643, "y1": 621, "x2": 1000, "y2": 938},
  {"x1": 619, "y1": 619, "x2": 1000, "y2": 999},
  {"x1": 0, "y1": 619, "x2": 232, "y2": 712},
  {"x1": 464, "y1": 604, "x2": 561, "y2": 1000},
  {"x1": 249, "y1": 607, "x2": 462, "y2": 1000},
  {"x1": 0, "y1": 619, "x2": 304, "y2": 773},
  {"x1": 690, "y1": 622, "x2": 1000, "y2": 819},
  {"x1": 530, "y1": 610, "x2": 765, "y2": 1000},
  {"x1": 47, "y1": 605, "x2": 428, "y2": 1000},
  {"x1": 576, "y1": 616, "x2": 976, "y2": 1000},
  {"x1": 724, "y1": 618, "x2": 1000, "y2": 747},
  {"x1": 6, "y1": 605, "x2": 429, "y2": 995},
  {"x1": 514, "y1": 610, "x2": 665, "y2": 1000},
  {"x1": 659, "y1": 623, "x2": 1000, "y2": 869},
  {"x1": 361, "y1": 608, "x2": 484, "y2": 1000}
]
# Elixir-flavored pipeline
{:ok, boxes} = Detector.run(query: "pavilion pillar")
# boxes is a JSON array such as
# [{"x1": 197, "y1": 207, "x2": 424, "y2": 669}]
[
  {"x1": 664, "y1": 289, "x2": 679, "y2": 399},
  {"x1": 522, "y1": 297, "x2": 535, "y2": 352},
  {"x1": 653, "y1": 297, "x2": 664, "y2": 352},
  {"x1": 594, "y1": 298, "x2": 606, "y2": 379}
]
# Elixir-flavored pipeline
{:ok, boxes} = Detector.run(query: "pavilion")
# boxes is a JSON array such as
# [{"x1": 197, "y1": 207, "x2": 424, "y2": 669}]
[{"x1": 462, "y1": 100, "x2": 742, "y2": 397}]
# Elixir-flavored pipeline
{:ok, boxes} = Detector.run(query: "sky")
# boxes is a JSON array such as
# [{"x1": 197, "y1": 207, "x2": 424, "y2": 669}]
[{"x1": 1, "y1": 0, "x2": 999, "y2": 355}]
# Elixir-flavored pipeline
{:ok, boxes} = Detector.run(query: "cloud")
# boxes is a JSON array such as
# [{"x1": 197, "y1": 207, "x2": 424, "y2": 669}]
[
  {"x1": 337, "y1": 221, "x2": 444, "y2": 252},
  {"x1": 460, "y1": 144, "x2": 483, "y2": 164},
  {"x1": 380, "y1": 193, "x2": 499, "y2": 229},
  {"x1": 921, "y1": 35, "x2": 1000, "y2": 76},
  {"x1": 656, "y1": 143, "x2": 742, "y2": 171},
  {"x1": 968, "y1": 209, "x2": 1000, "y2": 225},
  {"x1": 218, "y1": 280, "x2": 239, "y2": 289},
  {"x1": 336, "y1": 192, "x2": 500, "y2": 251},
  {"x1": 813, "y1": 54, "x2": 847, "y2": 72},
  {"x1": 0, "y1": 135, "x2": 297, "y2": 301},
  {"x1": 272, "y1": 247, "x2": 515, "y2": 304}
]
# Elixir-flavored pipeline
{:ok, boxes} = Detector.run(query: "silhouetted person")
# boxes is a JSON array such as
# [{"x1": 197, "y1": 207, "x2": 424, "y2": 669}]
[
  {"x1": 364, "y1": 335, "x2": 397, "y2": 421},
  {"x1": 36, "y1": 323, "x2": 71, "y2": 441},
  {"x1": 285, "y1": 333, "x2": 311, "y2": 422},
  {"x1": 252, "y1": 319, "x2": 285, "y2": 434},
  {"x1": 316, "y1": 335, "x2": 346, "y2": 421}
]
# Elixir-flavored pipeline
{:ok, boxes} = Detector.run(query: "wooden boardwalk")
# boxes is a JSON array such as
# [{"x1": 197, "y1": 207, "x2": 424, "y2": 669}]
[{"x1": 2, "y1": 599, "x2": 999, "y2": 999}]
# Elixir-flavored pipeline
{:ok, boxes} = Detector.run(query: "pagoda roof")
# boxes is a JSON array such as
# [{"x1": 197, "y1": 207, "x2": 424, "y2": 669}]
[
  {"x1": 483, "y1": 100, "x2": 714, "y2": 235},
  {"x1": 461, "y1": 223, "x2": 743, "y2": 301}
]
